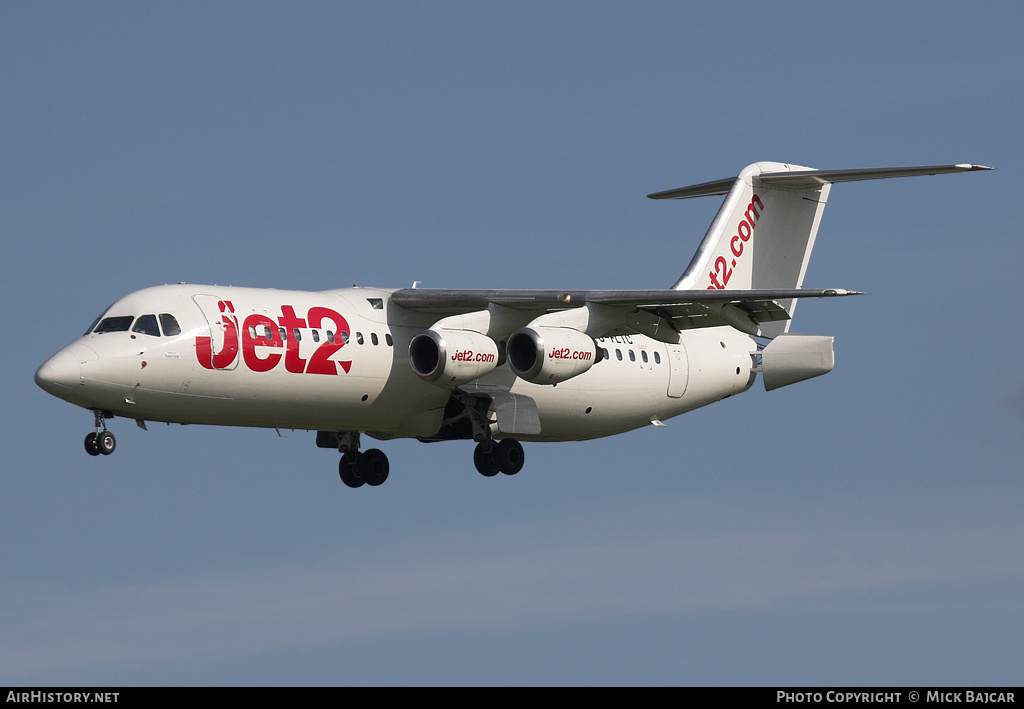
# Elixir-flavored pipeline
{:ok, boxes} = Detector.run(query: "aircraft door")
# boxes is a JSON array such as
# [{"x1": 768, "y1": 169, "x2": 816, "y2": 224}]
[
  {"x1": 666, "y1": 343, "x2": 688, "y2": 398},
  {"x1": 192, "y1": 295, "x2": 241, "y2": 370}
]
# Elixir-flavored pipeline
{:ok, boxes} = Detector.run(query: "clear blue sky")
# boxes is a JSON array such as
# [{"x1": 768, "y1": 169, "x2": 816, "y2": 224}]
[{"x1": 3, "y1": 2, "x2": 1022, "y2": 685}]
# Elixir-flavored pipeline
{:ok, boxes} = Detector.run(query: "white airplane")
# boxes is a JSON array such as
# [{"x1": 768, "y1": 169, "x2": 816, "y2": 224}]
[{"x1": 35, "y1": 161, "x2": 989, "y2": 488}]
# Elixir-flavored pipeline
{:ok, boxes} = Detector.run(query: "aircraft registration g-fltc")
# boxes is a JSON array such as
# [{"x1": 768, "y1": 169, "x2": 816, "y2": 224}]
[{"x1": 36, "y1": 161, "x2": 990, "y2": 488}]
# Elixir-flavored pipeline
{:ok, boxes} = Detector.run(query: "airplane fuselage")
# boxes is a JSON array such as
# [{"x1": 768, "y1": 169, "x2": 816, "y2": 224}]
[{"x1": 38, "y1": 284, "x2": 756, "y2": 444}]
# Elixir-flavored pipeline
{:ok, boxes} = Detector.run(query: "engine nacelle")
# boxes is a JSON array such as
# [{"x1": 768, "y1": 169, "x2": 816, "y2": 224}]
[
  {"x1": 507, "y1": 326, "x2": 598, "y2": 384},
  {"x1": 409, "y1": 329, "x2": 500, "y2": 386}
]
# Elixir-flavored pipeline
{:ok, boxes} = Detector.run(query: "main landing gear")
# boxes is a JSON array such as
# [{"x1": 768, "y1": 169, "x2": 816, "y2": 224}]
[
  {"x1": 84, "y1": 410, "x2": 116, "y2": 456},
  {"x1": 320, "y1": 416, "x2": 526, "y2": 488},
  {"x1": 332, "y1": 435, "x2": 524, "y2": 486},
  {"x1": 473, "y1": 438, "x2": 524, "y2": 477},
  {"x1": 460, "y1": 392, "x2": 525, "y2": 478},
  {"x1": 335, "y1": 432, "x2": 390, "y2": 489}
]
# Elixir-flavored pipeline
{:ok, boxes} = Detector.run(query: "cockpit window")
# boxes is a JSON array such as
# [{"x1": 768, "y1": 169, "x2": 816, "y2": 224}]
[
  {"x1": 85, "y1": 301, "x2": 117, "y2": 335},
  {"x1": 132, "y1": 314, "x2": 160, "y2": 337},
  {"x1": 159, "y1": 314, "x2": 181, "y2": 336},
  {"x1": 94, "y1": 316, "x2": 134, "y2": 333}
]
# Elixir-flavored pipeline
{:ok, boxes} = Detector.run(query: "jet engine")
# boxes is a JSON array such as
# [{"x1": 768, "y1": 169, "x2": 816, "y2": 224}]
[
  {"x1": 506, "y1": 326, "x2": 598, "y2": 384},
  {"x1": 409, "y1": 329, "x2": 500, "y2": 386}
]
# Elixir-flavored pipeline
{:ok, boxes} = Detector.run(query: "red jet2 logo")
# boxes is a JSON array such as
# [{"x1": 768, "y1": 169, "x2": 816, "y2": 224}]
[
  {"x1": 707, "y1": 193, "x2": 764, "y2": 289},
  {"x1": 196, "y1": 301, "x2": 352, "y2": 374},
  {"x1": 549, "y1": 348, "x2": 592, "y2": 361},
  {"x1": 451, "y1": 350, "x2": 496, "y2": 363}
]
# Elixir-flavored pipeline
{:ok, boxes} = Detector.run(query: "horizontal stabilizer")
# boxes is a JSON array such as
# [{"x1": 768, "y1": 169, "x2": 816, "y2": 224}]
[
  {"x1": 756, "y1": 163, "x2": 994, "y2": 189},
  {"x1": 646, "y1": 177, "x2": 735, "y2": 200},
  {"x1": 648, "y1": 163, "x2": 992, "y2": 199}
]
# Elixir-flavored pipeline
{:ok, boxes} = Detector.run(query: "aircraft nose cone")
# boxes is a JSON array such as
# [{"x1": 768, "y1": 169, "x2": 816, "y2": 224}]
[{"x1": 35, "y1": 350, "x2": 82, "y2": 396}]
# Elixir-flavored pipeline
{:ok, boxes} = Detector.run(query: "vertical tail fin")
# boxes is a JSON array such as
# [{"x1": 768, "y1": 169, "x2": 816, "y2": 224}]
[{"x1": 649, "y1": 162, "x2": 991, "y2": 337}]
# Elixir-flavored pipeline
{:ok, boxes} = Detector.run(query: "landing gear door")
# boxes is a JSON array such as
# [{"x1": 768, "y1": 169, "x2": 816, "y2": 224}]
[
  {"x1": 489, "y1": 393, "x2": 542, "y2": 436},
  {"x1": 192, "y1": 295, "x2": 241, "y2": 370},
  {"x1": 667, "y1": 344, "x2": 688, "y2": 398}
]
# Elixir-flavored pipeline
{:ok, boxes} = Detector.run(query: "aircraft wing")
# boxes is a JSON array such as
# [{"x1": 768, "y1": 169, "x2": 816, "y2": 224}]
[{"x1": 390, "y1": 288, "x2": 861, "y2": 339}]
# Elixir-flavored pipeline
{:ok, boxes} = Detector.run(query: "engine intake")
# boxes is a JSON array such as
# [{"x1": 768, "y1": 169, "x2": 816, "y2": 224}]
[
  {"x1": 507, "y1": 326, "x2": 598, "y2": 384},
  {"x1": 409, "y1": 329, "x2": 500, "y2": 386}
]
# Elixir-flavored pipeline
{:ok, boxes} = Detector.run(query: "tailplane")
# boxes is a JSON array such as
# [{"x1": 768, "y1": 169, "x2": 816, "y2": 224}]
[{"x1": 650, "y1": 162, "x2": 991, "y2": 336}]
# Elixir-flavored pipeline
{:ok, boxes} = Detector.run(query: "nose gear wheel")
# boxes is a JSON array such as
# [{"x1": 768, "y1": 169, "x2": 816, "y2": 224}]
[{"x1": 84, "y1": 410, "x2": 116, "y2": 457}]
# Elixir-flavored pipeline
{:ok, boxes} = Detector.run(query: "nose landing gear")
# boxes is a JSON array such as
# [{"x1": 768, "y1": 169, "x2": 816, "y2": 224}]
[{"x1": 84, "y1": 410, "x2": 116, "y2": 456}]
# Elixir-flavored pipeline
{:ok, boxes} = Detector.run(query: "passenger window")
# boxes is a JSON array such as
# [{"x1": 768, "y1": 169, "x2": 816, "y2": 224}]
[
  {"x1": 371, "y1": 333, "x2": 379, "y2": 346},
  {"x1": 95, "y1": 316, "x2": 134, "y2": 333},
  {"x1": 385, "y1": 333, "x2": 393, "y2": 347},
  {"x1": 356, "y1": 332, "x2": 364, "y2": 345},
  {"x1": 327, "y1": 331, "x2": 335, "y2": 344},
  {"x1": 293, "y1": 328, "x2": 302, "y2": 341},
  {"x1": 248, "y1": 325, "x2": 258, "y2": 339},
  {"x1": 312, "y1": 330, "x2": 320, "y2": 343},
  {"x1": 654, "y1": 351, "x2": 661, "y2": 364},
  {"x1": 132, "y1": 314, "x2": 160, "y2": 336},
  {"x1": 339, "y1": 331, "x2": 349, "y2": 344},
  {"x1": 601, "y1": 348, "x2": 609, "y2": 360},
  {"x1": 263, "y1": 325, "x2": 273, "y2": 341},
  {"x1": 628, "y1": 350, "x2": 636, "y2": 362},
  {"x1": 279, "y1": 327, "x2": 287, "y2": 341},
  {"x1": 159, "y1": 314, "x2": 181, "y2": 336},
  {"x1": 641, "y1": 351, "x2": 648, "y2": 363},
  {"x1": 616, "y1": 349, "x2": 622, "y2": 361}
]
